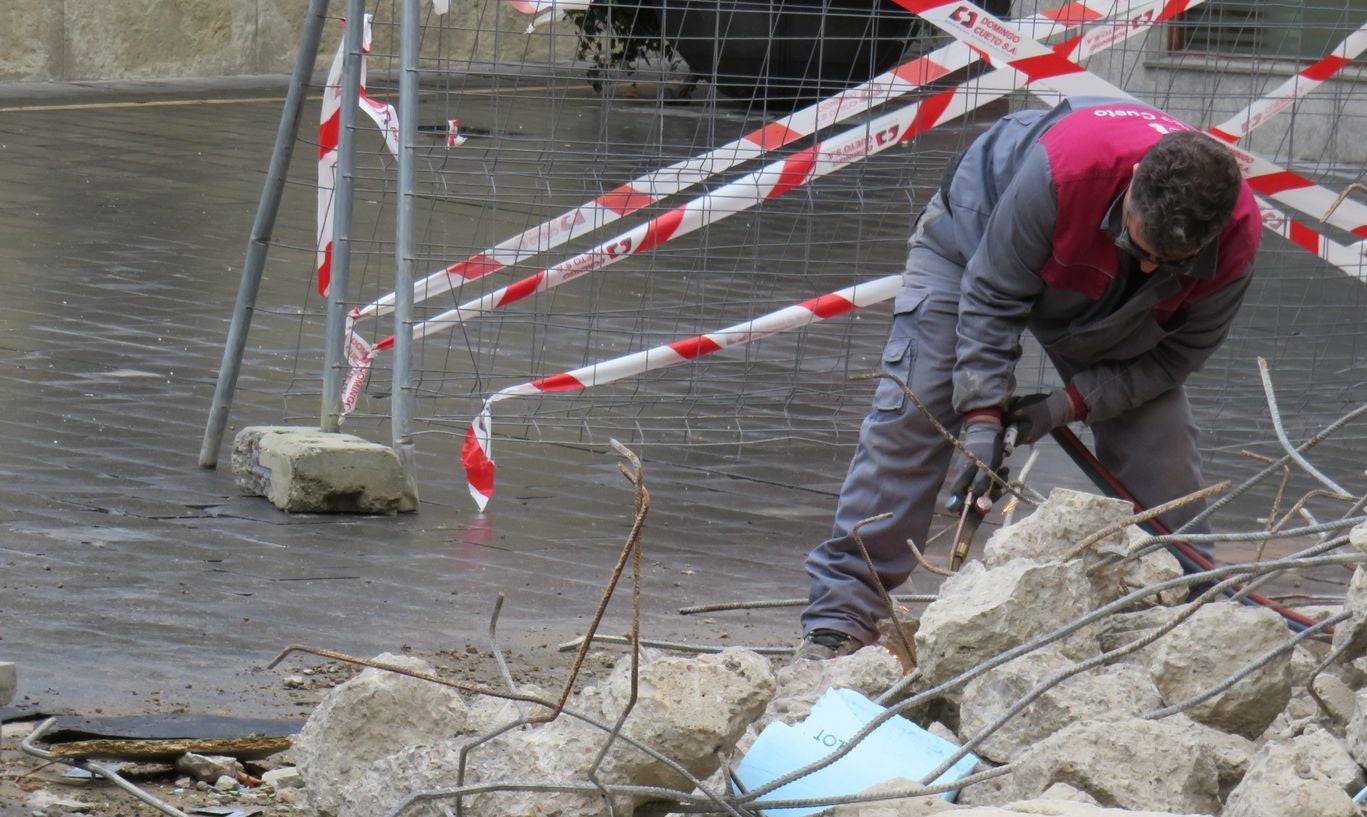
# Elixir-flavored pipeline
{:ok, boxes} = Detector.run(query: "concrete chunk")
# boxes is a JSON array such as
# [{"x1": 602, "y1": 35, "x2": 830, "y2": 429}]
[
  {"x1": 983, "y1": 488, "x2": 1134, "y2": 568},
  {"x1": 984, "y1": 488, "x2": 1183, "y2": 607},
  {"x1": 335, "y1": 648, "x2": 775, "y2": 817},
  {"x1": 1331, "y1": 566, "x2": 1367, "y2": 663},
  {"x1": 232, "y1": 425, "x2": 414, "y2": 514},
  {"x1": 959, "y1": 717, "x2": 1222, "y2": 814},
  {"x1": 914, "y1": 559, "x2": 1099, "y2": 692},
  {"x1": 958, "y1": 644, "x2": 1162, "y2": 763},
  {"x1": 1222, "y1": 727, "x2": 1363, "y2": 817},
  {"x1": 175, "y1": 752, "x2": 245, "y2": 784},
  {"x1": 1141, "y1": 602, "x2": 1292, "y2": 738},
  {"x1": 294, "y1": 653, "x2": 474, "y2": 817}
]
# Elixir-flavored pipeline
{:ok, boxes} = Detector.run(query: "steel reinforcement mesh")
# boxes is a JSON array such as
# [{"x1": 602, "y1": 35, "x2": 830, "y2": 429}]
[{"x1": 266, "y1": 0, "x2": 1366, "y2": 503}]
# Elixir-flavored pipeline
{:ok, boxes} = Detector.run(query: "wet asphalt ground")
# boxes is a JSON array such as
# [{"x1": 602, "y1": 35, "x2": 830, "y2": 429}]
[{"x1": 0, "y1": 74, "x2": 1361, "y2": 721}]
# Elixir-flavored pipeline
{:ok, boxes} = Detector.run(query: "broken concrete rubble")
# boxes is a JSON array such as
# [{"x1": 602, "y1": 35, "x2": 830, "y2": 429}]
[
  {"x1": 835, "y1": 799, "x2": 1213, "y2": 817},
  {"x1": 982, "y1": 488, "x2": 1183, "y2": 608},
  {"x1": 310, "y1": 648, "x2": 774, "y2": 817},
  {"x1": 1343, "y1": 687, "x2": 1367, "y2": 767},
  {"x1": 274, "y1": 489, "x2": 1367, "y2": 817},
  {"x1": 1222, "y1": 726, "x2": 1363, "y2": 817},
  {"x1": 914, "y1": 558, "x2": 1099, "y2": 693},
  {"x1": 958, "y1": 716, "x2": 1222, "y2": 814},
  {"x1": 983, "y1": 488, "x2": 1135, "y2": 566},
  {"x1": 1140, "y1": 601, "x2": 1292, "y2": 739},
  {"x1": 957, "y1": 643, "x2": 1163, "y2": 763},
  {"x1": 747, "y1": 644, "x2": 902, "y2": 738},
  {"x1": 293, "y1": 652, "x2": 473, "y2": 817},
  {"x1": 1331, "y1": 567, "x2": 1367, "y2": 663}
]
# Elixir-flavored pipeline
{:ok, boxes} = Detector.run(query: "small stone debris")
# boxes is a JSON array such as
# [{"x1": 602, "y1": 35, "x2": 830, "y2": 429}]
[{"x1": 175, "y1": 752, "x2": 246, "y2": 784}]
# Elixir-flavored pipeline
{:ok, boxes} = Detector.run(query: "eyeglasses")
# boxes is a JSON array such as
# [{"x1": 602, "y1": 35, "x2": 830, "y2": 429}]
[{"x1": 1115, "y1": 223, "x2": 1202, "y2": 276}]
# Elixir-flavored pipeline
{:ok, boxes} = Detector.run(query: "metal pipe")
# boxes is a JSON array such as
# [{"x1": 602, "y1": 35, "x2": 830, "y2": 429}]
[
  {"x1": 320, "y1": 0, "x2": 367, "y2": 432},
  {"x1": 1258, "y1": 357, "x2": 1351, "y2": 496},
  {"x1": 678, "y1": 594, "x2": 937, "y2": 615},
  {"x1": 391, "y1": 0, "x2": 420, "y2": 503},
  {"x1": 199, "y1": 0, "x2": 330, "y2": 467},
  {"x1": 20, "y1": 718, "x2": 192, "y2": 817}
]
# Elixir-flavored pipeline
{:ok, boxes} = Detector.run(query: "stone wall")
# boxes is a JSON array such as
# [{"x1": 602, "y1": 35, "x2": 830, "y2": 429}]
[{"x1": 0, "y1": 0, "x2": 577, "y2": 83}]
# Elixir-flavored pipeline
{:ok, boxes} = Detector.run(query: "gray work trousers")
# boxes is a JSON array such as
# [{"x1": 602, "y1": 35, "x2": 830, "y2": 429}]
[{"x1": 801, "y1": 240, "x2": 1210, "y2": 645}]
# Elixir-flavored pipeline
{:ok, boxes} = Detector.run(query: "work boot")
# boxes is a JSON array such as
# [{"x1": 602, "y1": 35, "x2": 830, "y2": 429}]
[{"x1": 792, "y1": 628, "x2": 863, "y2": 661}]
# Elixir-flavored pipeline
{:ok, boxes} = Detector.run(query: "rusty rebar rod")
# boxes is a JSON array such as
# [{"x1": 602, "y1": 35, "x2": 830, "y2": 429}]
[
  {"x1": 585, "y1": 441, "x2": 651, "y2": 817},
  {"x1": 851, "y1": 513, "x2": 917, "y2": 663},
  {"x1": 1119, "y1": 403, "x2": 1367, "y2": 563},
  {"x1": 1066, "y1": 480, "x2": 1231, "y2": 561},
  {"x1": 557, "y1": 634, "x2": 792, "y2": 656}
]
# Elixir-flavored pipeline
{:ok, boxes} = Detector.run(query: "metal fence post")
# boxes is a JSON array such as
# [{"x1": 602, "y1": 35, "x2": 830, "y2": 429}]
[
  {"x1": 320, "y1": 0, "x2": 368, "y2": 432},
  {"x1": 199, "y1": 0, "x2": 331, "y2": 468},
  {"x1": 392, "y1": 0, "x2": 421, "y2": 508}
]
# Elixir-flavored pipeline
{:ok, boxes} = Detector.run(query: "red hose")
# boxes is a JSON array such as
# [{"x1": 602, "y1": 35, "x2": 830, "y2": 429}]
[{"x1": 1050, "y1": 427, "x2": 1323, "y2": 632}]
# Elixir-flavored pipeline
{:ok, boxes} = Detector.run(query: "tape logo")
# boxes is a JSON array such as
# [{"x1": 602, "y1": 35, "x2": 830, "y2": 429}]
[
  {"x1": 1130, "y1": 9, "x2": 1154, "y2": 29},
  {"x1": 874, "y1": 125, "x2": 900, "y2": 146},
  {"x1": 950, "y1": 6, "x2": 978, "y2": 28}
]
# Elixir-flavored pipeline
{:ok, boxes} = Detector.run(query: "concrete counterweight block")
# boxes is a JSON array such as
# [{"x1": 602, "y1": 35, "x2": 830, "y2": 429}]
[{"x1": 233, "y1": 426, "x2": 415, "y2": 514}]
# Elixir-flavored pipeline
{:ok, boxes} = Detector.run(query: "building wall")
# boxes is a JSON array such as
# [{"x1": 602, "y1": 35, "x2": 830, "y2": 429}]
[
  {"x1": 3, "y1": 1, "x2": 1361, "y2": 167},
  {"x1": 0, "y1": 0, "x2": 577, "y2": 82},
  {"x1": 1014, "y1": 1, "x2": 1367, "y2": 166}
]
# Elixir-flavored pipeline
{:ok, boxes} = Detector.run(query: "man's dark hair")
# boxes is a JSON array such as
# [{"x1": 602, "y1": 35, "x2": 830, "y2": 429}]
[{"x1": 1129, "y1": 130, "x2": 1242, "y2": 257}]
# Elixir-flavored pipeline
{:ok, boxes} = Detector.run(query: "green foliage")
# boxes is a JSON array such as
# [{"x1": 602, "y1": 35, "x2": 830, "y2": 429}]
[{"x1": 566, "y1": 3, "x2": 693, "y2": 96}]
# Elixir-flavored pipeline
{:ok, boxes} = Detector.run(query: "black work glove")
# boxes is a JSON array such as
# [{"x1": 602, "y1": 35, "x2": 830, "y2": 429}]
[
  {"x1": 1006, "y1": 390, "x2": 1078, "y2": 446},
  {"x1": 946, "y1": 416, "x2": 1005, "y2": 512}
]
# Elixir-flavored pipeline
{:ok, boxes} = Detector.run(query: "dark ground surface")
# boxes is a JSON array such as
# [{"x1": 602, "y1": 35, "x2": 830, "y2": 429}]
[{"x1": 0, "y1": 73, "x2": 1359, "y2": 746}]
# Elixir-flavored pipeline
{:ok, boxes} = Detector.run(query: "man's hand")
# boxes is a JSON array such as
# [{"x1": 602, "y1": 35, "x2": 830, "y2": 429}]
[
  {"x1": 1006, "y1": 388, "x2": 1084, "y2": 445},
  {"x1": 946, "y1": 415, "x2": 1006, "y2": 511}
]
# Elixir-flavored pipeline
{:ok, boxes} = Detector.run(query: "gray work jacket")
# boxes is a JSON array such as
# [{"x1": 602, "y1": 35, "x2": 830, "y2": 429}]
[{"x1": 914, "y1": 98, "x2": 1254, "y2": 423}]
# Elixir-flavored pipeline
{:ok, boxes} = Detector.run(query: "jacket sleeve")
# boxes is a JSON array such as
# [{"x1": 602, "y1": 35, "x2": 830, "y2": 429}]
[
  {"x1": 951, "y1": 145, "x2": 1056, "y2": 414},
  {"x1": 1069, "y1": 270, "x2": 1253, "y2": 422}
]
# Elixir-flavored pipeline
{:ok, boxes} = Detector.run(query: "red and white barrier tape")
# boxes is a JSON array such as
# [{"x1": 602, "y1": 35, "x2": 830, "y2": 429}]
[
  {"x1": 457, "y1": 1, "x2": 1366, "y2": 507},
  {"x1": 460, "y1": 276, "x2": 902, "y2": 509},
  {"x1": 891, "y1": 0, "x2": 1367, "y2": 238},
  {"x1": 1257, "y1": 200, "x2": 1367, "y2": 282},
  {"x1": 317, "y1": 14, "x2": 401, "y2": 297},
  {"x1": 351, "y1": 0, "x2": 1155, "y2": 326},
  {"x1": 1209, "y1": 21, "x2": 1367, "y2": 144},
  {"x1": 897, "y1": 0, "x2": 1367, "y2": 280},
  {"x1": 343, "y1": 0, "x2": 1191, "y2": 416}
]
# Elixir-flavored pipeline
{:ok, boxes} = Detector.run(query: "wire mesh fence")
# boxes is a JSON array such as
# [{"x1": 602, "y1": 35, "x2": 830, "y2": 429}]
[{"x1": 238, "y1": 0, "x2": 1366, "y2": 508}]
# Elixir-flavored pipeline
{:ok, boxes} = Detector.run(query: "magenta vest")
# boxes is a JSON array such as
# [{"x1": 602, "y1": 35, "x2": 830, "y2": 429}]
[{"x1": 1038, "y1": 103, "x2": 1261, "y2": 323}]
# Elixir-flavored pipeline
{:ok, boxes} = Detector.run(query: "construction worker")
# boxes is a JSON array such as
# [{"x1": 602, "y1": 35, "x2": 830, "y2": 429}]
[{"x1": 795, "y1": 97, "x2": 1262, "y2": 660}]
